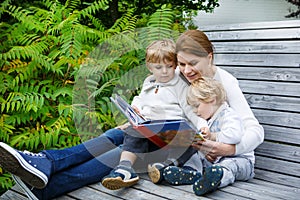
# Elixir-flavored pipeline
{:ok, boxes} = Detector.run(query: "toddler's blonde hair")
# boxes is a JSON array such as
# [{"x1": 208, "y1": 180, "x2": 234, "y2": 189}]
[{"x1": 187, "y1": 77, "x2": 226, "y2": 107}]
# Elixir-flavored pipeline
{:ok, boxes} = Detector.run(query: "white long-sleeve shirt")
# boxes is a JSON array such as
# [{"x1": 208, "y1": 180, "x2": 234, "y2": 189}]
[
  {"x1": 131, "y1": 72, "x2": 207, "y2": 130},
  {"x1": 213, "y1": 67, "x2": 264, "y2": 156}
]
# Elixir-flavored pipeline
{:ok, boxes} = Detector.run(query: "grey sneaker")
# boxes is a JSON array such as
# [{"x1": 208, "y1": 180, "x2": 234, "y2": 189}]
[
  {"x1": 0, "y1": 142, "x2": 51, "y2": 188},
  {"x1": 12, "y1": 175, "x2": 39, "y2": 200}
]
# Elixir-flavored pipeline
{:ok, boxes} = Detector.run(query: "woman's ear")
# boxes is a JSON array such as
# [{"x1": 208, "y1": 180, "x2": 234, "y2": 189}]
[{"x1": 208, "y1": 53, "x2": 213, "y2": 64}]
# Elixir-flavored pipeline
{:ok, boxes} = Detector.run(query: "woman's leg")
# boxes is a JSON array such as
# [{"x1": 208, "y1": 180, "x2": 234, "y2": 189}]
[
  {"x1": 46, "y1": 128, "x2": 125, "y2": 173},
  {"x1": 32, "y1": 146, "x2": 123, "y2": 200},
  {"x1": 0, "y1": 128, "x2": 124, "y2": 189}
]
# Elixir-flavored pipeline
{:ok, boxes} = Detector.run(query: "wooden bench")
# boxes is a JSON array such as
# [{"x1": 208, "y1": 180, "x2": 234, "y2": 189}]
[{"x1": 2, "y1": 19, "x2": 300, "y2": 200}]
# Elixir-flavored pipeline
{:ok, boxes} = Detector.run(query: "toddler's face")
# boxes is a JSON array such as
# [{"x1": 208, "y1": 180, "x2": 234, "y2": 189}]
[
  {"x1": 194, "y1": 99, "x2": 216, "y2": 120},
  {"x1": 148, "y1": 61, "x2": 176, "y2": 83}
]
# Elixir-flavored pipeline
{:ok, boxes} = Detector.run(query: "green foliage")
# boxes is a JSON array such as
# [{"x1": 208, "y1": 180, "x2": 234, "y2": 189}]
[
  {"x1": 0, "y1": 0, "x2": 108, "y2": 151},
  {"x1": 118, "y1": 0, "x2": 219, "y2": 27},
  {"x1": 285, "y1": 0, "x2": 300, "y2": 18},
  {"x1": 0, "y1": 172, "x2": 13, "y2": 192}
]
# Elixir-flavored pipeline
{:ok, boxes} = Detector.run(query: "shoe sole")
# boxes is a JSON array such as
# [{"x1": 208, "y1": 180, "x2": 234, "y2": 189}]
[
  {"x1": 12, "y1": 175, "x2": 39, "y2": 200},
  {"x1": 101, "y1": 176, "x2": 139, "y2": 190},
  {"x1": 147, "y1": 164, "x2": 162, "y2": 184},
  {"x1": 0, "y1": 142, "x2": 48, "y2": 189}
]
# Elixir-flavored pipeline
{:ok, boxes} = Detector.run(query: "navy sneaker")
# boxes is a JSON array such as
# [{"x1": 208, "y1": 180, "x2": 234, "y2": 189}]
[
  {"x1": 101, "y1": 165, "x2": 139, "y2": 190},
  {"x1": 193, "y1": 165, "x2": 223, "y2": 196},
  {"x1": 148, "y1": 163, "x2": 166, "y2": 184},
  {"x1": 0, "y1": 142, "x2": 52, "y2": 189},
  {"x1": 163, "y1": 166, "x2": 202, "y2": 185},
  {"x1": 12, "y1": 175, "x2": 39, "y2": 200}
]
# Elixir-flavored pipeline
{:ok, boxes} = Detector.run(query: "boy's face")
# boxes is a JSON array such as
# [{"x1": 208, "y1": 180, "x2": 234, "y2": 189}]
[
  {"x1": 194, "y1": 99, "x2": 217, "y2": 120},
  {"x1": 148, "y1": 61, "x2": 176, "y2": 83}
]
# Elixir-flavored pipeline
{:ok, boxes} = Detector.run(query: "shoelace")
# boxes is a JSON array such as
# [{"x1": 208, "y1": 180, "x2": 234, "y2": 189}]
[{"x1": 22, "y1": 150, "x2": 45, "y2": 157}]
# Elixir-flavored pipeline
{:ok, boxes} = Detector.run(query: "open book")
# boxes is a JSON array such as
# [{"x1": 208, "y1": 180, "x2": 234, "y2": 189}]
[{"x1": 110, "y1": 94, "x2": 204, "y2": 148}]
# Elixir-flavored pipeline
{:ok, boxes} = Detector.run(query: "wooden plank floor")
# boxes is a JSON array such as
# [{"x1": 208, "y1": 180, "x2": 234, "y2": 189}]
[{"x1": 2, "y1": 174, "x2": 299, "y2": 200}]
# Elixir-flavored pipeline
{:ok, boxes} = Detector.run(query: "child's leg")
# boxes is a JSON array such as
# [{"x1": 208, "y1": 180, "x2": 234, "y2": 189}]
[
  {"x1": 148, "y1": 146, "x2": 198, "y2": 184},
  {"x1": 164, "y1": 146, "x2": 198, "y2": 168},
  {"x1": 216, "y1": 156, "x2": 254, "y2": 188},
  {"x1": 101, "y1": 126, "x2": 148, "y2": 190},
  {"x1": 119, "y1": 151, "x2": 137, "y2": 167},
  {"x1": 193, "y1": 156, "x2": 254, "y2": 196},
  {"x1": 101, "y1": 150, "x2": 140, "y2": 190},
  {"x1": 163, "y1": 151, "x2": 205, "y2": 185}
]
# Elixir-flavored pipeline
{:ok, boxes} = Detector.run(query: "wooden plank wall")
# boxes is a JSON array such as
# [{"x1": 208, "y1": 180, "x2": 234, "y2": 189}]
[{"x1": 202, "y1": 20, "x2": 300, "y2": 188}]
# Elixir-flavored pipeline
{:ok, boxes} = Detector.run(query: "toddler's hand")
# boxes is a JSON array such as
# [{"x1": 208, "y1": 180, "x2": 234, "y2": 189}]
[{"x1": 201, "y1": 127, "x2": 211, "y2": 140}]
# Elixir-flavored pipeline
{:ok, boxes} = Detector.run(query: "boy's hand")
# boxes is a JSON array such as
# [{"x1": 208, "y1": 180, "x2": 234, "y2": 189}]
[
  {"x1": 132, "y1": 105, "x2": 146, "y2": 120},
  {"x1": 132, "y1": 106, "x2": 141, "y2": 115},
  {"x1": 115, "y1": 122, "x2": 130, "y2": 130}
]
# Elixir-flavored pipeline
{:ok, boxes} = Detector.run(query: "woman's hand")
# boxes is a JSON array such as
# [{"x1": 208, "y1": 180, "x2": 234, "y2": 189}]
[{"x1": 191, "y1": 140, "x2": 236, "y2": 162}]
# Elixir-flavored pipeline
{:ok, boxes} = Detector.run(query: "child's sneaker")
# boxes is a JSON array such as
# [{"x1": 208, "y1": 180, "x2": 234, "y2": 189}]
[
  {"x1": 101, "y1": 166, "x2": 139, "y2": 190},
  {"x1": 0, "y1": 142, "x2": 52, "y2": 189},
  {"x1": 193, "y1": 165, "x2": 223, "y2": 196},
  {"x1": 163, "y1": 166, "x2": 202, "y2": 185},
  {"x1": 12, "y1": 175, "x2": 39, "y2": 200},
  {"x1": 148, "y1": 163, "x2": 166, "y2": 184}
]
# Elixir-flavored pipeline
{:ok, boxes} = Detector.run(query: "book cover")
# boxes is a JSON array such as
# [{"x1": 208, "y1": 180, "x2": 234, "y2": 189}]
[{"x1": 110, "y1": 94, "x2": 204, "y2": 147}]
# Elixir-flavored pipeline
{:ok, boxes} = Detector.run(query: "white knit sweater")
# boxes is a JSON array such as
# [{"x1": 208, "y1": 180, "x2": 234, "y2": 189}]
[
  {"x1": 131, "y1": 72, "x2": 207, "y2": 130},
  {"x1": 214, "y1": 67, "x2": 264, "y2": 157}
]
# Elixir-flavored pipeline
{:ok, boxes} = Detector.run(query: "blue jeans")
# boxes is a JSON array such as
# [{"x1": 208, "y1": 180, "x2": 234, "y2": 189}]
[{"x1": 33, "y1": 128, "x2": 125, "y2": 199}]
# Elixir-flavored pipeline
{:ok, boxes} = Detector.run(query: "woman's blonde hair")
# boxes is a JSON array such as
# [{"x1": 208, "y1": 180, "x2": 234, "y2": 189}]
[
  {"x1": 187, "y1": 77, "x2": 226, "y2": 107},
  {"x1": 146, "y1": 39, "x2": 176, "y2": 67}
]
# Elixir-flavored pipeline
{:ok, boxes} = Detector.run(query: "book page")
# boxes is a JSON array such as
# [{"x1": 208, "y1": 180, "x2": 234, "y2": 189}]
[{"x1": 110, "y1": 94, "x2": 146, "y2": 125}]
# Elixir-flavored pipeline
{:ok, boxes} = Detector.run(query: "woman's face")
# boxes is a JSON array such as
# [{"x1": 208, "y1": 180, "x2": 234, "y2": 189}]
[{"x1": 177, "y1": 51, "x2": 214, "y2": 83}]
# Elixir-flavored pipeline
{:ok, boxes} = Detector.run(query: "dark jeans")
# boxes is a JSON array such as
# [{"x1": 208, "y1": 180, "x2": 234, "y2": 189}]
[
  {"x1": 123, "y1": 126, "x2": 197, "y2": 168},
  {"x1": 34, "y1": 128, "x2": 125, "y2": 199}
]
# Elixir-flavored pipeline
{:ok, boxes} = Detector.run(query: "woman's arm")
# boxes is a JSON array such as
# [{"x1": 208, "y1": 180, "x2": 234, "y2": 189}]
[
  {"x1": 192, "y1": 140, "x2": 235, "y2": 162},
  {"x1": 215, "y1": 68, "x2": 264, "y2": 155}
]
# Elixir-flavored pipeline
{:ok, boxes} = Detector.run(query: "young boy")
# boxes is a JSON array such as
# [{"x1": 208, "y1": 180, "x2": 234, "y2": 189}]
[
  {"x1": 101, "y1": 39, "x2": 207, "y2": 190},
  {"x1": 162, "y1": 77, "x2": 255, "y2": 196}
]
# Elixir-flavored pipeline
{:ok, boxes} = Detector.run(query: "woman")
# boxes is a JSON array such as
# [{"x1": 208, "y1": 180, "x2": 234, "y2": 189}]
[
  {"x1": 175, "y1": 30, "x2": 264, "y2": 161},
  {"x1": 170, "y1": 29, "x2": 264, "y2": 195}
]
